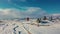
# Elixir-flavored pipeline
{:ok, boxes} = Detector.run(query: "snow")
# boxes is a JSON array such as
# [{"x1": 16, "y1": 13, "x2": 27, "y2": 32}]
[{"x1": 0, "y1": 19, "x2": 60, "y2": 34}]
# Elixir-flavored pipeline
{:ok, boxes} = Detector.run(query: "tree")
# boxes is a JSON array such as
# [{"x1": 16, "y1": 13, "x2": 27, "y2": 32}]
[
  {"x1": 50, "y1": 16, "x2": 53, "y2": 21},
  {"x1": 43, "y1": 16, "x2": 47, "y2": 20},
  {"x1": 37, "y1": 18, "x2": 41, "y2": 23}
]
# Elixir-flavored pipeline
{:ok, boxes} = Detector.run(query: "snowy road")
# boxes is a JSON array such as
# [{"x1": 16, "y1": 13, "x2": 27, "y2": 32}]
[{"x1": 0, "y1": 20, "x2": 60, "y2": 34}]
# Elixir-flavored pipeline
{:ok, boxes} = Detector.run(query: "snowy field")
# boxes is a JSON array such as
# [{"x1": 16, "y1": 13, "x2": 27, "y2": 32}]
[{"x1": 0, "y1": 19, "x2": 60, "y2": 34}]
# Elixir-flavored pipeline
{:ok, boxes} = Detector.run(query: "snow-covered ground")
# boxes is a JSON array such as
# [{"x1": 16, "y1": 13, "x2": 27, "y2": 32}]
[{"x1": 0, "y1": 19, "x2": 60, "y2": 34}]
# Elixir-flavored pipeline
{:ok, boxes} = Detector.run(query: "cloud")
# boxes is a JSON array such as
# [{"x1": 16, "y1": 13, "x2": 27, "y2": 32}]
[
  {"x1": 7, "y1": 0, "x2": 26, "y2": 3},
  {"x1": 0, "y1": 7, "x2": 46, "y2": 19},
  {"x1": 52, "y1": 14, "x2": 60, "y2": 16}
]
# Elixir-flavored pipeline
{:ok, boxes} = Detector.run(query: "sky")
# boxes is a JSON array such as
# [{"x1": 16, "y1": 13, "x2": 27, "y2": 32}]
[{"x1": 0, "y1": 0, "x2": 60, "y2": 19}]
